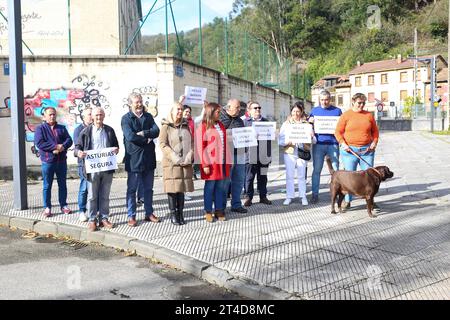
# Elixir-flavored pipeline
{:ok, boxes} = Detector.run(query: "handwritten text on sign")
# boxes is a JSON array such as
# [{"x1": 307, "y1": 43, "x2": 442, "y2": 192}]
[
  {"x1": 286, "y1": 123, "x2": 313, "y2": 144},
  {"x1": 184, "y1": 86, "x2": 207, "y2": 105},
  {"x1": 85, "y1": 148, "x2": 118, "y2": 174},
  {"x1": 314, "y1": 116, "x2": 340, "y2": 134},
  {"x1": 232, "y1": 127, "x2": 258, "y2": 148},
  {"x1": 252, "y1": 122, "x2": 276, "y2": 140}
]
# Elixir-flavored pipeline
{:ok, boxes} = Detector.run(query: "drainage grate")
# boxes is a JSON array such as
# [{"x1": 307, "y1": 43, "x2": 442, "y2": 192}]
[{"x1": 60, "y1": 239, "x2": 88, "y2": 250}]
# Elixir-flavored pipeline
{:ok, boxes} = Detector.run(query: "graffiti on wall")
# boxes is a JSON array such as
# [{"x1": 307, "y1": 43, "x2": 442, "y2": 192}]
[
  {"x1": 4, "y1": 74, "x2": 110, "y2": 156},
  {"x1": 122, "y1": 86, "x2": 158, "y2": 117}
]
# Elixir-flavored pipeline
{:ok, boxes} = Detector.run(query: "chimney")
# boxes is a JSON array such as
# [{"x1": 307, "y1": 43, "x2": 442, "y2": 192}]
[
  {"x1": 357, "y1": 61, "x2": 361, "y2": 67},
  {"x1": 397, "y1": 54, "x2": 402, "y2": 64}
]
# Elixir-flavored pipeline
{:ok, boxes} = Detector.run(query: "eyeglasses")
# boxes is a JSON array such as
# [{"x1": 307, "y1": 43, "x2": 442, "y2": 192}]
[{"x1": 253, "y1": 107, "x2": 261, "y2": 110}]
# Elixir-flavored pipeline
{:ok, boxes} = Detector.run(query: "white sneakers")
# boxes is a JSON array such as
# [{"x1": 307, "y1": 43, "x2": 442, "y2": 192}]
[
  {"x1": 301, "y1": 197, "x2": 309, "y2": 206},
  {"x1": 79, "y1": 212, "x2": 88, "y2": 222},
  {"x1": 283, "y1": 198, "x2": 308, "y2": 206}
]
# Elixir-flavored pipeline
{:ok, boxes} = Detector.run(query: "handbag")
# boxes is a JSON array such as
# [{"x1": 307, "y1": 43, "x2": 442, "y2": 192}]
[{"x1": 297, "y1": 148, "x2": 311, "y2": 161}]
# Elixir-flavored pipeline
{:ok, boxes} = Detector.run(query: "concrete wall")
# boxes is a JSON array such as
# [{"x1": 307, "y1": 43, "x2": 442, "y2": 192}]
[
  {"x1": 0, "y1": 0, "x2": 140, "y2": 56},
  {"x1": 378, "y1": 118, "x2": 448, "y2": 131},
  {"x1": 0, "y1": 55, "x2": 302, "y2": 178}
]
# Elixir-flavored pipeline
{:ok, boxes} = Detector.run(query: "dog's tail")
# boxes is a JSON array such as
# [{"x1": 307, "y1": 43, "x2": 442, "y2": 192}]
[{"x1": 325, "y1": 156, "x2": 335, "y2": 175}]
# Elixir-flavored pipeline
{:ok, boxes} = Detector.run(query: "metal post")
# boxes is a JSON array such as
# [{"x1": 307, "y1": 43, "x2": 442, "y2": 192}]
[
  {"x1": 124, "y1": 0, "x2": 158, "y2": 55},
  {"x1": 67, "y1": 0, "x2": 72, "y2": 55},
  {"x1": 8, "y1": 0, "x2": 28, "y2": 210},
  {"x1": 245, "y1": 31, "x2": 248, "y2": 80},
  {"x1": 168, "y1": 0, "x2": 182, "y2": 58},
  {"x1": 198, "y1": 0, "x2": 203, "y2": 65},
  {"x1": 165, "y1": 0, "x2": 168, "y2": 54},
  {"x1": 303, "y1": 69, "x2": 306, "y2": 100},
  {"x1": 224, "y1": 17, "x2": 228, "y2": 74},
  {"x1": 430, "y1": 55, "x2": 436, "y2": 132}
]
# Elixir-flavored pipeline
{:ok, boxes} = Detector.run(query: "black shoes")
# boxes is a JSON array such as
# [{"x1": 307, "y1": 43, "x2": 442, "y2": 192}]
[
  {"x1": 311, "y1": 195, "x2": 319, "y2": 204},
  {"x1": 231, "y1": 207, "x2": 248, "y2": 214}
]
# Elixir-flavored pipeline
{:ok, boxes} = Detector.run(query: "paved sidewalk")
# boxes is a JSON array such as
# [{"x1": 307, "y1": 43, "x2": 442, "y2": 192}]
[{"x1": 1, "y1": 131, "x2": 449, "y2": 300}]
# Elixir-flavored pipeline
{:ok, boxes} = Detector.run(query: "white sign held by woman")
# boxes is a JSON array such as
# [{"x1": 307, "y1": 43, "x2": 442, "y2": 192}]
[
  {"x1": 286, "y1": 123, "x2": 312, "y2": 144},
  {"x1": 314, "y1": 116, "x2": 340, "y2": 134},
  {"x1": 252, "y1": 122, "x2": 276, "y2": 140},
  {"x1": 85, "y1": 148, "x2": 118, "y2": 174},
  {"x1": 232, "y1": 127, "x2": 258, "y2": 148},
  {"x1": 184, "y1": 86, "x2": 207, "y2": 105}
]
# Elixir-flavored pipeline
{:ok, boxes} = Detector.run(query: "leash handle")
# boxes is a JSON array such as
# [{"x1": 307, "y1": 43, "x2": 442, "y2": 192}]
[{"x1": 342, "y1": 138, "x2": 374, "y2": 168}]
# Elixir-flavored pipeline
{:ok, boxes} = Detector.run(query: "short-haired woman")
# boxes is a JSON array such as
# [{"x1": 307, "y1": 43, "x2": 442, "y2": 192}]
[{"x1": 334, "y1": 93, "x2": 379, "y2": 209}]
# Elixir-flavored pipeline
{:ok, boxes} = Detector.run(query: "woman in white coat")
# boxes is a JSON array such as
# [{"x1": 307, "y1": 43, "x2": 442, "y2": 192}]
[{"x1": 278, "y1": 101, "x2": 315, "y2": 206}]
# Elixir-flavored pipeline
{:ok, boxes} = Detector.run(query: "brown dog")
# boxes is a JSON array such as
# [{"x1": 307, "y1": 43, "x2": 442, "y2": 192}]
[{"x1": 326, "y1": 156, "x2": 394, "y2": 218}]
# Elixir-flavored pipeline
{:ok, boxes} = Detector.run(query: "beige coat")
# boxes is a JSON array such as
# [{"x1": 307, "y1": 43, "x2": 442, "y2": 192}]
[{"x1": 159, "y1": 117, "x2": 194, "y2": 193}]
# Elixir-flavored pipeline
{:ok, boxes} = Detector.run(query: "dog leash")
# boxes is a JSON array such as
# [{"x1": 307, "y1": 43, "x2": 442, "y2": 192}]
[{"x1": 343, "y1": 140, "x2": 382, "y2": 177}]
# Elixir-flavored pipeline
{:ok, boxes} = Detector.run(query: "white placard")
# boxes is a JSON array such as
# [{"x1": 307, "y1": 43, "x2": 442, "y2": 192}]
[
  {"x1": 314, "y1": 116, "x2": 340, "y2": 134},
  {"x1": 286, "y1": 123, "x2": 312, "y2": 144},
  {"x1": 252, "y1": 121, "x2": 276, "y2": 140},
  {"x1": 232, "y1": 127, "x2": 258, "y2": 148},
  {"x1": 184, "y1": 86, "x2": 207, "y2": 105},
  {"x1": 85, "y1": 147, "x2": 118, "y2": 174}
]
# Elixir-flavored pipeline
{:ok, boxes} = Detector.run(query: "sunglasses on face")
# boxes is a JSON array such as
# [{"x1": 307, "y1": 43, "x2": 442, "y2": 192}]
[{"x1": 253, "y1": 107, "x2": 261, "y2": 110}]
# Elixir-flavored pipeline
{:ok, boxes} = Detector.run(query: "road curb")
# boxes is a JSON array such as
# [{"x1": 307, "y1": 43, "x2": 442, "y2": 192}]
[{"x1": 0, "y1": 213, "x2": 296, "y2": 300}]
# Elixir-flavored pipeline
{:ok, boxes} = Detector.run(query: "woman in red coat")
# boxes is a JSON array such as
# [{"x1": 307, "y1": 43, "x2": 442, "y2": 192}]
[{"x1": 197, "y1": 102, "x2": 230, "y2": 222}]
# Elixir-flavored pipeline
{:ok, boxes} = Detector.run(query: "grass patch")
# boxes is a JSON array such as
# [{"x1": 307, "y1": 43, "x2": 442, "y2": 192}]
[{"x1": 433, "y1": 131, "x2": 450, "y2": 135}]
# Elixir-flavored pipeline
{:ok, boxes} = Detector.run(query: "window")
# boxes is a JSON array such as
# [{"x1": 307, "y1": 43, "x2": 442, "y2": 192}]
[
  {"x1": 355, "y1": 76, "x2": 361, "y2": 87},
  {"x1": 381, "y1": 73, "x2": 388, "y2": 84},
  {"x1": 368, "y1": 75, "x2": 375, "y2": 85},
  {"x1": 400, "y1": 71, "x2": 408, "y2": 82},
  {"x1": 368, "y1": 92, "x2": 375, "y2": 102},
  {"x1": 337, "y1": 95, "x2": 343, "y2": 106},
  {"x1": 417, "y1": 89, "x2": 422, "y2": 101},
  {"x1": 400, "y1": 90, "x2": 408, "y2": 101},
  {"x1": 381, "y1": 91, "x2": 389, "y2": 102}
]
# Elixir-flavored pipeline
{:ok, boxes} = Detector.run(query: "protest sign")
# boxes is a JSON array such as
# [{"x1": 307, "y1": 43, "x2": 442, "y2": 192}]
[
  {"x1": 252, "y1": 122, "x2": 276, "y2": 140},
  {"x1": 85, "y1": 147, "x2": 118, "y2": 174},
  {"x1": 286, "y1": 123, "x2": 313, "y2": 144},
  {"x1": 184, "y1": 86, "x2": 207, "y2": 105},
  {"x1": 314, "y1": 116, "x2": 340, "y2": 134},
  {"x1": 232, "y1": 127, "x2": 258, "y2": 148}
]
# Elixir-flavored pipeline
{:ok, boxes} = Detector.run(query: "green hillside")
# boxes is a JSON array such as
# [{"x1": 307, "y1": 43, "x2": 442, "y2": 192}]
[{"x1": 142, "y1": 0, "x2": 449, "y2": 98}]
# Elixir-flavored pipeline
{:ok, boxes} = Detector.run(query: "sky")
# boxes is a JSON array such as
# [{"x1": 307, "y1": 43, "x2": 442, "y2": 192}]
[{"x1": 140, "y1": 0, "x2": 235, "y2": 35}]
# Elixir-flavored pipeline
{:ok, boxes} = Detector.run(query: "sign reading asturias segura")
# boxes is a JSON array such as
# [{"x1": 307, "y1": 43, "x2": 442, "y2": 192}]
[{"x1": 85, "y1": 147, "x2": 118, "y2": 174}]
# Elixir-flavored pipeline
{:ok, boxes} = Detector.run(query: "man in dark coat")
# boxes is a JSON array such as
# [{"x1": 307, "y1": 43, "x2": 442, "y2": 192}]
[
  {"x1": 121, "y1": 92, "x2": 160, "y2": 226},
  {"x1": 34, "y1": 107, "x2": 73, "y2": 217}
]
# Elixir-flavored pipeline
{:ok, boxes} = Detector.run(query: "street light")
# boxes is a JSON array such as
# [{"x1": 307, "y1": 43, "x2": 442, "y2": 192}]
[{"x1": 408, "y1": 55, "x2": 437, "y2": 132}]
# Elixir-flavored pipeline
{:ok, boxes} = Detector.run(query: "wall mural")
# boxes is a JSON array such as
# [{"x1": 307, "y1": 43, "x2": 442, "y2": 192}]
[
  {"x1": 122, "y1": 85, "x2": 158, "y2": 117},
  {"x1": 4, "y1": 74, "x2": 110, "y2": 157}
]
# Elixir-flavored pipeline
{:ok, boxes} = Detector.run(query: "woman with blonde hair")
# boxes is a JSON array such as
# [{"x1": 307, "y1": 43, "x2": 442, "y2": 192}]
[
  {"x1": 278, "y1": 101, "x2": 315, "y2": 206},
  {"x1": 159, "y1": 102, "x2": 194, "y2": 225}
]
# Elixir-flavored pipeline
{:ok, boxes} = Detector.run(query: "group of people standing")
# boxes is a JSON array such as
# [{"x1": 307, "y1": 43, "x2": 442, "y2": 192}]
[{"x1": 34, "y1": 89, "x2": 379, "y2": 231}]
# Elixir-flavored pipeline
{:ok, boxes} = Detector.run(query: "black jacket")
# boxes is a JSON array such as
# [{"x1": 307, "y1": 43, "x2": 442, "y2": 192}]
[
  {"x1": 75, "y1": 124, "x2": 119, "y2": 180},
  {"x1": 121, "y1": 111, "x2": 160, "y2": 172}
]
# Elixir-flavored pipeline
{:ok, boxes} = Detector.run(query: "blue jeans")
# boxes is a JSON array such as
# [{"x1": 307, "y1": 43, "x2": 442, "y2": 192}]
[
  {"x1": 87, "y1": 172, "x2": 113, "y2": 222},
  {"x1": 126, "y1": 170, "x2": 155, "y2": 218},
  {"x1": 224, "y1": 164, "x2": 245, "y2": 209},
  {"x1": 137, "y1": 179, "x2": 144, "y2": 200},
  {"x1": 312, "y1": 143, "x2": 339, "y2": 196},
  {"x1": 41, "y1": 161, "x2": 68, "y2": 209},
  {"x1": 77, "y1": 166, "x2": 88, "y2": 213},
  {"x1": 341, "y1": 144, "x2": 375, "y2": 202},
  {"x1": 204, "y1": 179, "x2": 227, "y2": 213}
]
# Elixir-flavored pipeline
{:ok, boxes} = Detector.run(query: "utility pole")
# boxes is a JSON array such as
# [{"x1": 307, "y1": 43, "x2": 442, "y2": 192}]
[
  {"x1": 8, "y1": 0, "x2": 28, "y2": 210},
  {"x1": 430, "y1": 55, "x2": 436, "y2": 132},
  {"x1": 414, "y1": 28, "x2": 417, "y2": 109}
]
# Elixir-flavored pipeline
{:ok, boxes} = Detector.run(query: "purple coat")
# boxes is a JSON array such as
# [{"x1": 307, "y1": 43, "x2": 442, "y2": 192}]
[{"x1": 34, "y1": 122, "x2": 73, "y2": 163}]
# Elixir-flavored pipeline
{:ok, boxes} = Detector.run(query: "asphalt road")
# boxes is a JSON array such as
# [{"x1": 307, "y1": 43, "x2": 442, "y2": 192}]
[{"x1": 0, "y1": 226, "x2": 246, "y2": 300}]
